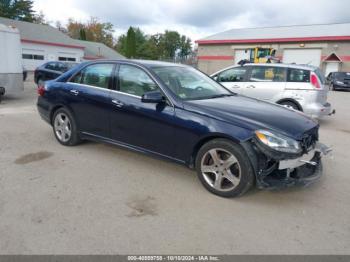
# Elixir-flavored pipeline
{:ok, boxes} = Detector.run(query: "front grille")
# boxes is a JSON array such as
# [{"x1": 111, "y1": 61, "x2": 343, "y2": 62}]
[{"x1": 300, "y1": 127, "x2": 318, "y2": 153}]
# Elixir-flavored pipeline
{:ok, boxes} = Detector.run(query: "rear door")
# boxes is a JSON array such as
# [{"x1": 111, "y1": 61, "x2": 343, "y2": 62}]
[
  {"x1": 66, "y1": 63, "x2": 115, "y2": 138},
  {"x1": 243, "y1": 66, "x2": 286, "y2": 101},
  {"x1": 215, "y1": 67, "x2": 249, "y2": 94}
]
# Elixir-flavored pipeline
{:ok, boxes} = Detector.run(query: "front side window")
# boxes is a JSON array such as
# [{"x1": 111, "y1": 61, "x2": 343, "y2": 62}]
[
  {"x1": 118, "y1": 65, "x2": 159, "y2": 96},
  {"x1": 250, "y1": 67, "x2": 285, "y2": 82},
  {"x1": 152, "y1": 66, "x2": 231, "y2": 100},
  {"x1": 70, "y1": 63, "x2": 114, "y2": 89},
  {"x1": 287, "y1": 68, "x2": 310, "y2": 82},
  {"x1": 218, "y1": 68, "x2": 247, "y2": 82}
]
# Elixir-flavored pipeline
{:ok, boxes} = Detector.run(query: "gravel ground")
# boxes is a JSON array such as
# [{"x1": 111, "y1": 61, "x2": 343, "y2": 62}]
[{"x1": 0, "y1": 81, "x2": 349, "y2": 254}]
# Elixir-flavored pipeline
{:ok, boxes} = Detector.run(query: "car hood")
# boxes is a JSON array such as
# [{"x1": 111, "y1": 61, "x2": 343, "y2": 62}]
[{"x1": 183, "y1": 95, "x2": 318, "y2": 140}]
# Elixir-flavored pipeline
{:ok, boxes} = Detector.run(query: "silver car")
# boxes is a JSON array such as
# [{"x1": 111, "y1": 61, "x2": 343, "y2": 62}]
[{"x1": 211, "y1": 63, "x2": 334, "y2": 118}]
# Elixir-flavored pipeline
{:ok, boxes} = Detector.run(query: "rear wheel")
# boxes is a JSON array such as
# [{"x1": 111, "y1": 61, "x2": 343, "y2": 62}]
[
  {"x1": 195, "y1": 139, "x2": 254, "y2": 198},
  {"x1": 52, "y1": 108, "x2": 81, "y2": 146},
  {"x1": 279, "y1": 101, "x2": 300, "y2": 111}
]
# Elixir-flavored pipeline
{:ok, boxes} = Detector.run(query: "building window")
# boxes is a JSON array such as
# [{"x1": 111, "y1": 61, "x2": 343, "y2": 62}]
[
  {"x1": 58, "y1": 56, "x2": 76, "y2": 62},
  {"x1": 22, "y1": 54, "x2": 44, "y2": 60}
]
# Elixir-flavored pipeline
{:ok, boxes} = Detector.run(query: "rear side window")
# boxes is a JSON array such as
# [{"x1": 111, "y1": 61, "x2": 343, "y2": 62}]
[
  {"x1": 218, "y1": 68, "x2": 248, "y2": 82},
  {"x1": 287, "y1": 68, "x2": 310, "y2": 82},
  {"x1": 70, "y1": 63, "x2": 114, "y2": 89},
  {"x1": 250, "y1": 67, "x2": 285, "y2": 82}
]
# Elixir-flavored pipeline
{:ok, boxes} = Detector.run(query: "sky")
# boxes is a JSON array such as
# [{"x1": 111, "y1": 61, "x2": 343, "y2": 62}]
[{"x1": 33, "y1": 0, "x2": 350, "y2": 41}]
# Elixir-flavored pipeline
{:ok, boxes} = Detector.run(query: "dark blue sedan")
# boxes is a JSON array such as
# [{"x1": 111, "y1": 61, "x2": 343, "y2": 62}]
[{"x1": 37, "y1": 60, "x2": 330, "y2": 197}]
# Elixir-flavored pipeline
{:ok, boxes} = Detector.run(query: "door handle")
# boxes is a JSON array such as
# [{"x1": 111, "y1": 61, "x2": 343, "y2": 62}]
[
  {"x1": 231, "y1": 85, "x2": 240, "y2": 88},
  {"x1": 246, "y1": 85, "x2": 256, "y2": 88},
  {"x1": 70, "y1": 89, "x2": 79, "y2": 95},
  {"x1": 112, "y1": 99, "x2": 124, "y2": 108}
]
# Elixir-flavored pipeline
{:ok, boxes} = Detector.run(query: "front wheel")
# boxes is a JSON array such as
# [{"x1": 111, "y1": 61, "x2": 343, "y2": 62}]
[
  {"x1": 52, "y1": 108, "x2": 81, "y2": 146},
  {"x1": 195, "y1": 139, "x2": 255, "y2": 197}
]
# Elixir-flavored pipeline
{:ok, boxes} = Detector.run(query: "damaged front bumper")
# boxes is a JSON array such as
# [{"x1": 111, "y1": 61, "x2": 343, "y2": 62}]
[{"x1": 243, "y1": 141, "x2": 332, "y2": 190}]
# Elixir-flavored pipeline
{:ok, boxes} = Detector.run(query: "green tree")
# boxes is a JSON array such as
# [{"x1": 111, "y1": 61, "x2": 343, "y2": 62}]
[
  {"x1": 125, "y1": 26, "x2": 136, "y2": 58},
  {"x1": 79, "y1": 28, "x2": 87, "y2": 40},
  {"x1": 115, "y1": 27, "x2": 192, "y2": 61},
  {"x1": 0, "y1": 0, "x2": 36, "y2": 22},
  {"x1": 179, "y1": 35, "x2": 192, "y2": 59},
  {"x1": 161, "y1": 30, "x2": 181, "y2": 59}
]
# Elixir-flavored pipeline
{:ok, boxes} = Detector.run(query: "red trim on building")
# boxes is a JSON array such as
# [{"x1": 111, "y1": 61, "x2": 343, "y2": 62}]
[
  {"x1": 198, "y1": 55, "x2": 234, "y2": 60},
  {"x1": 340, "y1": 56, "x2": 350, "y2": 62},
  {"x1": 21, "y1": 39, "x2": 85, "y2": 49},
  {"x1": 196, "y1": 36, "x2": 350, "y2": 45}
]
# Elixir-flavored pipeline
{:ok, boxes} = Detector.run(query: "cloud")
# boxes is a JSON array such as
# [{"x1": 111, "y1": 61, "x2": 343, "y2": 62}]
[{"x1": 33, "y1": 0, "x2": 350, "y2": 41}]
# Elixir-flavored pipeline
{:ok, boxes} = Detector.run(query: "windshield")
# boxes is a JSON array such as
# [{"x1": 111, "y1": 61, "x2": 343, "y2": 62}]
[{"x1": 152, "y1": 66, "x2": 232, "y2": 100}]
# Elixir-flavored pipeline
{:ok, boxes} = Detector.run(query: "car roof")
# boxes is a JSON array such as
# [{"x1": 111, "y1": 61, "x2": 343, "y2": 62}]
[
  {"x1": 211, "y1": 62, "x2": 318, "y2": 76},
  {"x1": 241, "y1": 63, "x2": 318, "y2": 70}
]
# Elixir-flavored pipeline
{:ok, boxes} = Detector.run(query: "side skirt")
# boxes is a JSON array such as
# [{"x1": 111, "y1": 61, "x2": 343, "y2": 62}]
[{"x1": 80, "y1": 132, "x2": 188, "y2": 166}]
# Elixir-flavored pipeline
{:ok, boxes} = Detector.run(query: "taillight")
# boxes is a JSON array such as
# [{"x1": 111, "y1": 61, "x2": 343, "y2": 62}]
[
  {"x1": 37, "y1": 84, "x2": 45, "y2": 96},
  {"x1": 310, "y1": 72, "x2": 321, "y2": 89}
]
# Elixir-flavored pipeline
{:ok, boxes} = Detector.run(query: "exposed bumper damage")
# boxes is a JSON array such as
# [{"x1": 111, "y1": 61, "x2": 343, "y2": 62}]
[{"x1": 242, "y1": 140, "x2": 332, "y2": 190}]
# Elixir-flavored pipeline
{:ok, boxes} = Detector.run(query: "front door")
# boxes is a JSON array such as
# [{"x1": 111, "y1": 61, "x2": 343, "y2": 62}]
[
  {"x1": 243, "y1": 66, "x2": 286, "y2": 101},
  {"x1": 216, "y1": 67, "x2": 249, "y2": 94},
  {"x1": 109, "y1": 64, "x2": 176, "y2": 158}
]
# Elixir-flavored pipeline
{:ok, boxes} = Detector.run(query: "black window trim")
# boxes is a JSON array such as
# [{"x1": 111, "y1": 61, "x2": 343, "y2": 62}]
[
  {"x1": 114, "y1": 62, "x2": 174, "y2": 107},
  {"x1": 67, "y1": 61, "x2": 174, "y2": 107},
  {"x1": 67, "y1": 62, "x2": 116, "y2": 91}
]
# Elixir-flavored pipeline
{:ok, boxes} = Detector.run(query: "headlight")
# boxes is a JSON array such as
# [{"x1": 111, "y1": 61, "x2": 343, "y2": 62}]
[
  {"x1": 336, "y1": 80, "x2": 344, "y2": 85},
  {"x1": 255, "y1": 130, "x2": 302, "y2": 154}
]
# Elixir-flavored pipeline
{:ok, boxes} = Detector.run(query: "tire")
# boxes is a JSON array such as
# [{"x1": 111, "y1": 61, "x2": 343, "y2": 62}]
[
  {"x1": 279, "y1": 101, "x2": 300, "y2": 111},
  {"x1": 195, "y1": 139, "x2": 255, "y2": 198},
  {"x1": 52, "y1": 107, "x2": 81, "y2": 146}
]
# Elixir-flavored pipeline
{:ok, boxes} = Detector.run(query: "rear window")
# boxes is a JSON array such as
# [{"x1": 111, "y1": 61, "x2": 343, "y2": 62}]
[
  {"x1": 287, "y1": 68, "x2": 310, "y2": 82},
  {"x1": 334, "y1": 72, "x2": 350, "y2": 80}
]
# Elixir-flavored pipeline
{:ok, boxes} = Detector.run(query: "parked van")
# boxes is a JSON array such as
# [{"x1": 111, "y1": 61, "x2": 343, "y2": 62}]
[
  {"x1": 0, "y1": 23, "x2": 24, "y2": 101},
  {"x1": 211, "y1": 63, "x2": 334, "y2": 118}
]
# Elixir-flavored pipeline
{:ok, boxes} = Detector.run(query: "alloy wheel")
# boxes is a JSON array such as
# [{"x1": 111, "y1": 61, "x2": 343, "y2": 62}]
[
  {"x1": 54, "y1": 113, "x2": 72, "y2": 142},
  {"x1": 200, "y1": 148, "x2": 241, "y2": 192}
]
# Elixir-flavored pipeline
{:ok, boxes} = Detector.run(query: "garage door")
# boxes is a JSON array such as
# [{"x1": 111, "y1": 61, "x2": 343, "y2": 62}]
[
  {"x1": 234, "y1": 50, "x2": 250, "y2": 65},
  {"x1": 283, "y1": 49, "x2": 321, "y2": 67},
  {"x1": 22, "y1": 49, "x2": 46, "y2": 71}
]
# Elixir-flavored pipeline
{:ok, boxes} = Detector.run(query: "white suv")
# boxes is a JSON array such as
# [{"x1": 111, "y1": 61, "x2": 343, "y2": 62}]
[{"x1": 211, "y1": 63, "x2": 334, "y2": 118}]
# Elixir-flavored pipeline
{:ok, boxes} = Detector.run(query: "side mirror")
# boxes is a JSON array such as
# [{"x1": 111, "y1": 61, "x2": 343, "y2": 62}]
[
  {"x1": 141, "y1": 90, "x2": 165, "y2": 103},
  {"x1": 212, "y1": 75, "x2": 218, "y2": 81}
]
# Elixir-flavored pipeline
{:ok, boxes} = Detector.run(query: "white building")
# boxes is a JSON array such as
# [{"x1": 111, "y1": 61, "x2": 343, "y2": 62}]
[{"x1": 0, "y1": 17, "x2": 124, "y2": 71}]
